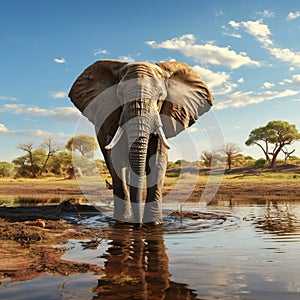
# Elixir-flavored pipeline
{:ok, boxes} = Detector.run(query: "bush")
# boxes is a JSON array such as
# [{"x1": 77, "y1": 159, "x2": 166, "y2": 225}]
[
  {"x1": 166, "y1": 172, "x2": 180, "y2": 178},
  {"x1": 0, "y1": 162, "x2": 14, "y2": 177},
  {"x1": 253, "y1": 158, "x2": 266, "y2": 168}
]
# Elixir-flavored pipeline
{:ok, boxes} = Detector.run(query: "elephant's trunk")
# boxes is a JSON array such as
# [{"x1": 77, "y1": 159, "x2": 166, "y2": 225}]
[
  {"x1": 126, "y1": 113, "x2": 152, "y2": 224},
  {"x1": 128, "y1": 136, "x2": 149, "y2": 224}
]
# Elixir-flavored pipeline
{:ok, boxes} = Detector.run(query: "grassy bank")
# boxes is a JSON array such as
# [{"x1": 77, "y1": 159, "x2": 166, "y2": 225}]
[{"x1": 0, "y1": 169, "x2": 299, "y2": 189}]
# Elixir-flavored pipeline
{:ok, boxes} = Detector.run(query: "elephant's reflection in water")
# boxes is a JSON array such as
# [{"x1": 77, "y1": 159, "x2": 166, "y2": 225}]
[{"x1": 92, "y1": 225, "x2": 198, "y2": 299}]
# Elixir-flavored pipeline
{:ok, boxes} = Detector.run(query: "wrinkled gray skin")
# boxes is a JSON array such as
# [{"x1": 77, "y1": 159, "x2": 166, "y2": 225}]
[{"x1": 69, "y1": 60, "x2": 214, "y2": 226}]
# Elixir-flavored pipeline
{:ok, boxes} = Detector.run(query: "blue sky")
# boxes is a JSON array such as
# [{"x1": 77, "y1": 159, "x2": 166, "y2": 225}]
[{"x1": 1, "y1": 0, "x2": 300, "y2": 162}]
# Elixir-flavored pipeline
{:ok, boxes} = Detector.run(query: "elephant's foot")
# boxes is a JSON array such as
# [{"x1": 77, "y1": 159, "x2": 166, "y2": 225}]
[
  {"x1": 142, "y1": 200, "x2": 163, "y2": 225},
  {"x1": 143, "y1": 220, "x2": 163, "y2": 227},
  {"x1": 113, "y1": 197, "x2": 132, "y2": 223}
]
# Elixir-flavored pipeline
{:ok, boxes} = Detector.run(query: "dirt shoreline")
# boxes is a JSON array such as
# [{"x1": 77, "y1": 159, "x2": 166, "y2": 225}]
[{"x1": 1, "y1": 181, "x2": 300, "y2": 203}]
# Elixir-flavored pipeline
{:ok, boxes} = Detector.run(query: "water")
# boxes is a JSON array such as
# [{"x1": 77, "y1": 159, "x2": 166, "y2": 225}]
[{"x1": 1, "y1": 200, "x2": 300, "y2": 299}]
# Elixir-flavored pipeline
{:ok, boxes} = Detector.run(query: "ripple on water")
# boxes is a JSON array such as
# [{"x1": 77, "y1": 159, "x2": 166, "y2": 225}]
[{"x1": 75, "y1": 210, "x2": 241, "y2": 234}]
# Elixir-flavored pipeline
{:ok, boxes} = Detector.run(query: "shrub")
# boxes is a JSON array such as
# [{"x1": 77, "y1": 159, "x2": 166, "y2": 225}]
[
  {"x1": 253, "y1": 158, "x2": 266, "y2": 168},
  {"x1": 0, "y1": 162, "x2": 14, "y2": 177}
]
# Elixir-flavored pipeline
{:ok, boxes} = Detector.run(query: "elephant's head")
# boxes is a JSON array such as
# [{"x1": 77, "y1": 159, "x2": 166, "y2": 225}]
[{"x1": 69, "y1": 60, "x2": 214, "y2": 223}]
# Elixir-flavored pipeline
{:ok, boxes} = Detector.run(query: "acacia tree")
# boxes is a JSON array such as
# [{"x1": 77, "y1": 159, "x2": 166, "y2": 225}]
[
  {"x1": 38, "y1": 138, "x2": 61, "y2": 176},
  {"x1": 17, "y1": 142, "x2": 37, "y2": 177},
  {"x1": 245, "y1": 120, "x2": 300, "y2": 168},
  {"x1": 222, "y1": 143, "x2": 241, "y2": 170},
  {"x1": 200, "y1": 150, "x2": 224, "y2": 168},
  {"x1": 66, "y1": 134, "x2": 98, "y2": 158}
]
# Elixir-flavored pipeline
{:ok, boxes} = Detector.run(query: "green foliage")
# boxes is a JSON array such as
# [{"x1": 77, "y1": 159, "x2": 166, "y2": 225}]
[
  {"x1": 200, "y1": 151, "x2": 224, "y2": 168},
  {"x1": 0, "y1": 162, "x2": 14, "y2": 177},
  {"x1": 72, "y1": 155, "x2": 99, "y2": 176},
  {"x1": 13, "y1": 148, "x2": 47, "y2": 178},
  {"x1": 253, "y1": 158, "x2": 266, "y2": 168},
  {"x1": 95, "y1": 159, "x2": 109, "y2": 173},
  {"x1": 66, "y1": 134, "x2": 98, "y2": 158},
  {"x1": 166, "y1": 172, "x2": 180, "y2": 178},
  {"x1": 47, "y1": 151, "x2": 73, "y2": 175},
  {"x1": 167, "y1": 160, "x2": 182, "y2": 170}
]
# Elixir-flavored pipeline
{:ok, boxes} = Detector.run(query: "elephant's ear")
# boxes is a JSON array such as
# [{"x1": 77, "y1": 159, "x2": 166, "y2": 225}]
[
  {"x1": 68, "y1": 60, "x2": 128, "y2": 135},
  {"x1": 156, "y1": 62, "x2": 214, "y2": 138}
]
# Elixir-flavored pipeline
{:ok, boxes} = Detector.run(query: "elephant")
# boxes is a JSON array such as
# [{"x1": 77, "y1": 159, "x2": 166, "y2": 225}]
[{"x1": 68, "y1": 60, "x2": 214, "y2": 226}]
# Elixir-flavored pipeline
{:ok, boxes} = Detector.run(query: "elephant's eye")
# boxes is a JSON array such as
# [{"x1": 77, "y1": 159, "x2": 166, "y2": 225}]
[{"x1": 157, "y1": 90, "x2": 165, "y2": 100}]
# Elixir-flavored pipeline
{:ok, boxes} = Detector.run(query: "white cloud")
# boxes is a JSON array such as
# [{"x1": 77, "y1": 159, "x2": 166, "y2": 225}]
[
  {"x1": 262, "y1": 82, "x2": 275, "y2": 89},
  {"x1": 268, "y1": 47, "x2": 300, "y2": 66},
  {"x1": 282, "y1": 74, "x2": 300, "y2": 84},
  {"x1": 54, "y1": 58, "x2": 66, "y2": 64},
  {"x1": 287, "y1": 11, "x2": 300, "y2": 20},
  {"x1": 193, "y1": 65, "x2": 230, "y2": 88},
  {"x1": 192, "y1": 65, "x2": 236, "y2": 95},
  {"x1": 50, "y1": 91, "x2": 67, "y2": 99},
  {"x1": 147, "y1": 34, "x2": 260, "y2": 69},
  {"x1": 291, "y1": 74, "x2": 300, "y2": 83},
  {"x1": 0, "y1": 96, "x2": 17, "y2": 101},
  {"x1": 119, "y1": 55, "x2": 135, "y2": 63},
  {"x1": 237, "y1": 77, "x2": 244, "y2": 83},
  {"x1": 240, "y1": 19, "x2": 273, "y2": 46},
  {"x1": 1, "y1": 104, "x2": 80, "y2": 122},
  {"x1": 228, "y1": 20, "x2": 240, "y2": 30},
  {"x1": 94, "y1": 49, "x2": 109, "y2": 56},
  {"x1": 255, "y1": 10, "x2": 275, "y2": 18},
  {"x1": 230, "y1": 19, "x2": 300, "y2": 67},
  {"x1": 0, "y1": 123, "x2": 70, "y2": 138},
  {"x1": 215, "y1": 89, "x2": 299, "y2": 110},
  {"x1": 0, "y1": 123, "x2": 8, "y2": 132},
  {"x1": 222, "y1": 24, "x2": 242, "y2": 38}
]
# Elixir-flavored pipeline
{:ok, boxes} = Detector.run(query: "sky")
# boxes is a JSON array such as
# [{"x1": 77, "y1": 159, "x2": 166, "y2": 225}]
[{"x1": 1, "y1": 0, "x2": 300, "y2": 163}]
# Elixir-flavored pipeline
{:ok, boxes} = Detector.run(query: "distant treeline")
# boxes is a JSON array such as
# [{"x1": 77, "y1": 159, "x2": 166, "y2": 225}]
[{"x1": 1, "y1": 121, "x2": 300, "y2": 179}]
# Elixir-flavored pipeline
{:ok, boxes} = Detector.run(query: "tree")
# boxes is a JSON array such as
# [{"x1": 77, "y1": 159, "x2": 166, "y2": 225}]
[
  {"x1": 281, "y1": 147, "x2": 296, "y2": 164},
  {"x1": 245, "y1": 126, "x2": 272, "y2": 163},
  {"x1": 13, "y1": 148, "x2": 46, "y2": 178},
  {"x1": 17, "y1": 142, "x2": 37, "y2": 177},
  {"x1": 38, "y1": 138, "x2": 61, "y2": 176},
  {"x1": 48, "y1": 151, "x2": 73, "y2": 175},
  {"x1": 222, "y1": 143, "x2": 241, "y2": 170},
  {"x1": 0, "y1": 162, "x2": 14, "y2": 177},
  {"x1": 246, "y1": 120, "x2": 300, "y2": 168},
  {"x1": 66, "y1": 134, "x2": 98, "y2": 158},
  {"x1": 200, "y1": 150, "x2": 224, "y2": 168}
]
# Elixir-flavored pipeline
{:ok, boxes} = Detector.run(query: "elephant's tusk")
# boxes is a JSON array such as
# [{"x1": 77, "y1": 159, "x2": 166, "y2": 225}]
[
  {"x1": 105, "y1": 126, "x2": 124, "y2": 150},
  {"x1": 157, "y1": 126, "x2": 171, "y2": 149}
]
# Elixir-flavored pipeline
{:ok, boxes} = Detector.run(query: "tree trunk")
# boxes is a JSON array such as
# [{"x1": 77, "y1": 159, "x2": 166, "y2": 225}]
[
  {"x1": 28, "y1": 152, "x2": 37, "y2": 178},
  {"x1": 39, "y1": 153, "x2": 51, "y2": 176}
]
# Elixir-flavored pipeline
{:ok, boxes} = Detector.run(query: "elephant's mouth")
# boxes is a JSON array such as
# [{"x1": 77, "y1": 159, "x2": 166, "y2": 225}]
[{"x1": 105, "y1": 111, "x2": 170, "y2": 150}]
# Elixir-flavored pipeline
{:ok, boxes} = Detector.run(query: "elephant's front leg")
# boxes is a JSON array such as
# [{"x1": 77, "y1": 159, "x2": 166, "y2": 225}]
[
  {"x1": 110, "y1": 164, "x2": 132, "y2": 222},
  {"x1": 144, "y1": 134, "x2": 168, "y2": 224},
  {"x1": 98, "y1": 134, "x2": 132, "y2": 223}
]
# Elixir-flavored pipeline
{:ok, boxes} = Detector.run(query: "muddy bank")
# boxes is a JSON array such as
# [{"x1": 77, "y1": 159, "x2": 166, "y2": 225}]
[
  {"x1": 0, "y1": 216, "x2": 104, "y2": 282},
  {"x1": 0, "y1": 200, "x2": 102, "y2": 222}
]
